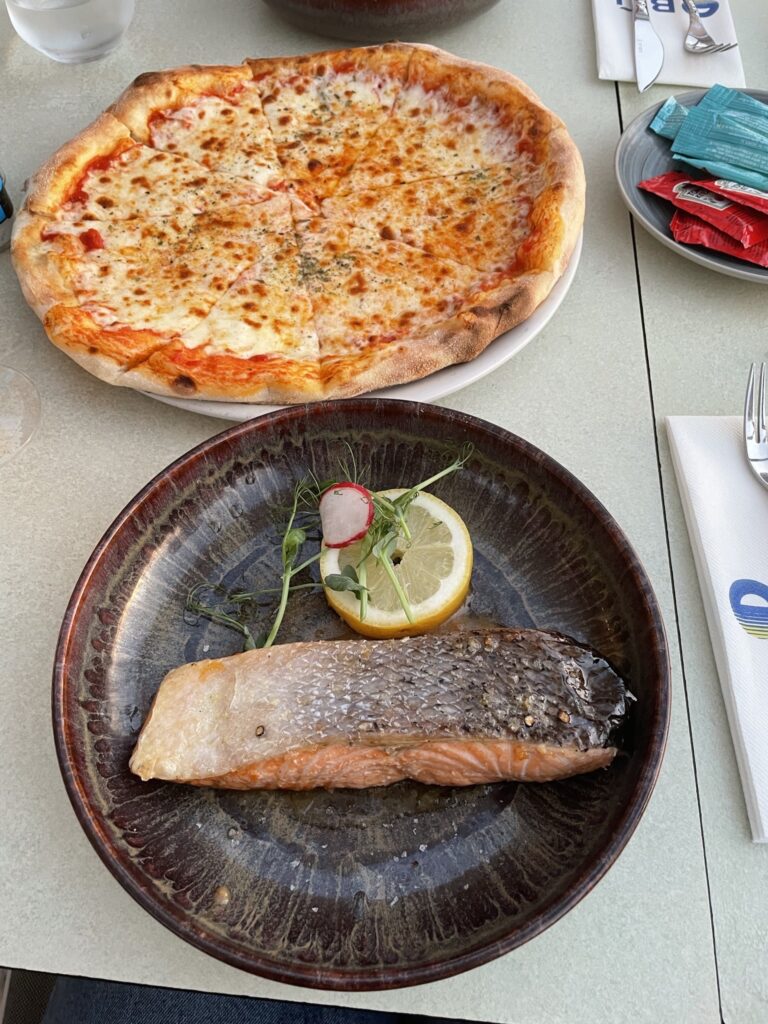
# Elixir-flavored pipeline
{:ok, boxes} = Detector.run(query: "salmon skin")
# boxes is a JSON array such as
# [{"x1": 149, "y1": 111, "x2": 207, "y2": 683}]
[{"x1": 130, "y1": 629, "x2": 631, "y2": 790}]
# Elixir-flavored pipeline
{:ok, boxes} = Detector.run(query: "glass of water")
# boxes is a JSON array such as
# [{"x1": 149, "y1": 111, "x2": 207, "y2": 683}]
[{"x1": 5, "y1": 0, "x2": 136, "y2": 63}]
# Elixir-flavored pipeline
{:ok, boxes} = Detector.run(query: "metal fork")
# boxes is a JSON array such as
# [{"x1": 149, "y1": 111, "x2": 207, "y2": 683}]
[
  {"x1": 683, "y1": 0, "x2": 738, "y2": 54},
  {"x1": 744, "y1": 362, "x2": 768, "y2": 492}
]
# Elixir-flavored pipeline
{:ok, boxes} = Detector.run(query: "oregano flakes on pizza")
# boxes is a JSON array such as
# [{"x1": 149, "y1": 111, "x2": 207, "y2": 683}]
[{"x1": 12, "y1": 44, "x2": 585, "y2": 405}]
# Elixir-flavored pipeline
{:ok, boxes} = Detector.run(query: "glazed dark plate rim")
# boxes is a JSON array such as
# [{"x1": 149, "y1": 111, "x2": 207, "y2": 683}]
[
  {"x1": 53, "y1": 399, "x2": 670, "y2": 991},
  {"x1": 614, "y1": 88, "x2": 768, "y2": 284}
]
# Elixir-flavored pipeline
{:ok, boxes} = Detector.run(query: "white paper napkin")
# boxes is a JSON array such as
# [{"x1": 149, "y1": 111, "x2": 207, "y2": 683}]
[
  {"x1": 592, "y1": 0, "x2": 745, "y2": 89},
  {"x1": 668, "y1": 416, "x2": 768, "y2": 842}
]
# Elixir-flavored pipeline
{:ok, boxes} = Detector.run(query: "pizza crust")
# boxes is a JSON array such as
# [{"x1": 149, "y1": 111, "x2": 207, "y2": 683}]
[
  {"x1": 12, "y1": 45, "x2": 585, "y2": 405},
  {"x1": 23, "y1": 113, "x2": 134, "y2": 216},
  {"x1": 542, "y1": 126, "x2": 586, "y2": 282},
  {"x1": 109, "y1": 64, "x2": 255, "y2": 142},
  {"x1": 11, "y1": 210, "x2": 79, "y2": 318},
  {"x1": 245, "y1": 41, "x2": 414, "y2": 87},
  {"x1": 406, "y1": 44, "x2": 563, "y2": 133},
  {"x1": 43, "y1": 305, "x2": 169, "y2": 385},
  {"x1": 318, "y1": 269, "x2": 557, "y2": 401}
]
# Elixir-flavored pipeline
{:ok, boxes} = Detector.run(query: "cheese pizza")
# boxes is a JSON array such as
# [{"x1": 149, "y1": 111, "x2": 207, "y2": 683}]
[{"x1": 12, "y1": 44, "x2": 585, "y2": 404}]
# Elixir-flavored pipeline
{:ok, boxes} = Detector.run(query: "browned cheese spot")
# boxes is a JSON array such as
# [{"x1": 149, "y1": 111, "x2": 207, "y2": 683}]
[{"x1": 349, "y1": 271, "x2": 367, "y2": 295}]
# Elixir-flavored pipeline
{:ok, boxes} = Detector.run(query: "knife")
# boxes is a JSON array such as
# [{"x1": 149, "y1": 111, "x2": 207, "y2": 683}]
[{"x1": 632, "y1": 0, "x2": 665, "y2": 93}]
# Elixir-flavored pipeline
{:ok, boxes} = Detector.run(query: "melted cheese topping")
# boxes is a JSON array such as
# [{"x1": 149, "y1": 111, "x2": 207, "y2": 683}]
[
  {"x1": 148, "y1": 87, "x2": 282, "y2": 187},
  {"x1": 61, "y1": 144, "x2": 270, "y2": 225},
  {"x1": 298, "y1": 220, "x2": 483, "y2": 355},
  {"x1": 322, "y1": 165, "x2": 542, "y2": 274},
  {"x1": 338, "y1": 82, "x2": 528, "y2": 194},
  {"x1": 258, "y1": 70, "x2": 400, "y2": 199},
  {"x1": 49, "y1": 194, "x2": 299, "y2": 339},
  {"x1": 181, "y1": 244, "x2": 319, "y2": 359}
]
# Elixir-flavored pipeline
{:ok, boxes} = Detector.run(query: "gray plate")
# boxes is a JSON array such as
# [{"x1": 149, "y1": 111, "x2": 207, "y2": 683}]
[{"x1": 615, "y1": 89, "x2": 768, "y2": 284}]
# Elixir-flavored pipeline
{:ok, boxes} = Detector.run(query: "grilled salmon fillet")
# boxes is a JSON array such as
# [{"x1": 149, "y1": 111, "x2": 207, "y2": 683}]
[{"x1": 130, "y1": 629, "x2": 630, "y2": 790}]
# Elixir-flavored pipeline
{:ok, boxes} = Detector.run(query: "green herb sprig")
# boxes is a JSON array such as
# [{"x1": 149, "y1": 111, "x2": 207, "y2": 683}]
[{"x1": 185, "y1": 444, "x2": 472, "y2": 651}]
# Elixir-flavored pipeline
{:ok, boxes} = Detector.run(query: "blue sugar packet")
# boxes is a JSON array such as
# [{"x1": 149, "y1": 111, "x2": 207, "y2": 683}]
[
  {"x1": 649, "y1": 97, "x2": 689, "y2": 141},
  {"x1": 698, "y1": 84, "x2": 768, "y2": 119},
  {"x1": 719, "y1": 110, "x2": 768, "y2": 142},
  {"x1": 673, "y1": 155, "x2": 768, "y2": 192},
  {"x1": 673, "y1": 106, "x2": 768, "y2": 175}
]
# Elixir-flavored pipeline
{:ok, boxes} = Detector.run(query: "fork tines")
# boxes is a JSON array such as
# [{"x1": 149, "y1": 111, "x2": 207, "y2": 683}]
[{"x1": 744, "y1": 362, "x2": 767, "y2": 454}]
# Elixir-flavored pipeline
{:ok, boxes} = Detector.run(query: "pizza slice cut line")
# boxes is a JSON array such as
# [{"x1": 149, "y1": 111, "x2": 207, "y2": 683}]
[
  {"x1": 109, "y1": 64, "x2": 285, "y2": 190},
  {"x1": 246, "y1": 44, "x2": 417, "y2": 206}
]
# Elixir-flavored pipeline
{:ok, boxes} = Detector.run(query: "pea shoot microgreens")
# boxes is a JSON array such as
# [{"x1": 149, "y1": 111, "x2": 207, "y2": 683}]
[{"x1": 185, "y1": 444, "x2": 472, "y2": 651}]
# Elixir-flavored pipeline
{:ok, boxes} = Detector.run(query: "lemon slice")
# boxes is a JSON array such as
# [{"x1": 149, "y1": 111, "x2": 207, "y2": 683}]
[{"x1": 320, "y1": 488, "x2": 473, "y2": 638}]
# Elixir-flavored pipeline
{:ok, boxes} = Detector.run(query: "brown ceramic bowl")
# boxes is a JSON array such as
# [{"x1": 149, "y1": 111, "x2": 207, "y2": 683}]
[
  {"x1": 260, "y1": 0, "x2": 502, "y2": 42},
  {"x1": 53, "y1": 400, "x2": 669, "y2": 990}
]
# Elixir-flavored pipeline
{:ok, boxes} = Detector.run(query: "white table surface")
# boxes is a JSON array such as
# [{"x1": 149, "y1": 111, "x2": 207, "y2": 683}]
[{"x1": 0, "y1": 2, "x2": 764, "y2": 1021}]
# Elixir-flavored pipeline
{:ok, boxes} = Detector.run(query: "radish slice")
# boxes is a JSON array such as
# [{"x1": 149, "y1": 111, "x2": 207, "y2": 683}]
[{"x1": 320, "y1": 482, "x2": 374, "y2": 548}]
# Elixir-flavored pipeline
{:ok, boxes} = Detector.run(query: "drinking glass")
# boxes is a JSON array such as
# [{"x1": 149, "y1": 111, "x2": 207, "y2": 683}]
[
  {"x1": 0, "y1": 366, "x2": 40, "y2": 466},
  {"x1": 5, "y1": 0, "x2": 135, "y2": 63}
]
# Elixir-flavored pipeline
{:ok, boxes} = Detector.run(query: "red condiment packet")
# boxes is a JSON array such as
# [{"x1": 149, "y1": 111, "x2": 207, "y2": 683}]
[
  {"x1": 638, "y1": 171, "x2": 768, "y2": 248},
  {"x1": 670, "y1": 210, "x2": 768, "y2": 268},
  {"x1": 704, "y1": 178, "x2": 768, "y2": 217}
]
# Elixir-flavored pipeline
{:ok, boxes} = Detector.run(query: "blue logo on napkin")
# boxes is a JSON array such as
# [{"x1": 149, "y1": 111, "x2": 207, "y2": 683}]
[{"x1": 729, "y1": 579, "x2": 768, "y2": 639}]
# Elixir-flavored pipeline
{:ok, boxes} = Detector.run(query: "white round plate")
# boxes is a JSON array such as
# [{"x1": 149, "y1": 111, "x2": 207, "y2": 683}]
[{"x1": 143, "y1": 230, "x2": 582, "y2": 422}]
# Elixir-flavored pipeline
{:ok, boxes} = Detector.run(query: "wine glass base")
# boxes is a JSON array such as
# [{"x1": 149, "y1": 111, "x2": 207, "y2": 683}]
[{"x1": 0, "y1": 366, "x2": 41, "y2": 466}]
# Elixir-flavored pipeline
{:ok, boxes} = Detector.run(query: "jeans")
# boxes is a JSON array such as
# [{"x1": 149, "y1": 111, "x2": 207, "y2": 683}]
[{"x1": 42, "y1": 976, "x2": 453, "y2": 1024}]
